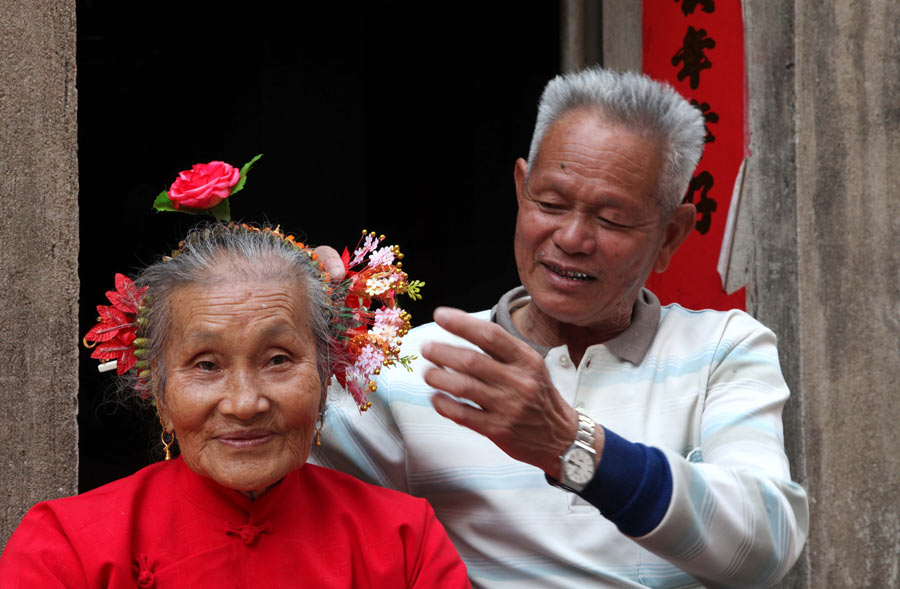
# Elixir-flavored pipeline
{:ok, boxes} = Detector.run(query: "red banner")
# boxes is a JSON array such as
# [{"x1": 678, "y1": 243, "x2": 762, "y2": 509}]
[{"x1": 642, "y1": 0, "x2": 747, "y2": 311}]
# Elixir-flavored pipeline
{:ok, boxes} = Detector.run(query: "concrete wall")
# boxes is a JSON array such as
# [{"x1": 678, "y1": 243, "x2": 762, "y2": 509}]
[
  {"x1": 0, "y1": 1, "x2": 79, "y2": 547},
  {"x1": 795, "y1": 1, "x2": 900, "y2": 585},
  {"x1": 601, "y1": 0, "x2": 641, "y2": 73},
  {"x1": 741, "y1": 2, "x2": 807, "y2": 585}
]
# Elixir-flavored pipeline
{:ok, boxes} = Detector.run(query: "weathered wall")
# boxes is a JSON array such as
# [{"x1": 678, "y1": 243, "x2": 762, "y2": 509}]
[
  {"x1": 0, "y1": 0, "x2": 79, "y2": 547},
  {"x1": 601, "y1": 0, "x2": 641, "y2": 72},
  {"x1": 795, "y1": 1, "x2": 900, "y2": 585},
  {"x1": 740, "y1": 1, "x2": 807, "y2": 585}
]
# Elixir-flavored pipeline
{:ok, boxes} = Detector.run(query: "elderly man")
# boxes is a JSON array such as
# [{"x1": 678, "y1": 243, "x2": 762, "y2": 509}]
[{"x1": 313, "y1": 68, "x2": 808, "y2": 588}]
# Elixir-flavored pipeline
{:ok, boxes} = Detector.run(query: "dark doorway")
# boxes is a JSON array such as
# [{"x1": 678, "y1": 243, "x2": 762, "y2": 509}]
[{"x1": 77, "y1": 2, "x2": 560, "y2": 492}]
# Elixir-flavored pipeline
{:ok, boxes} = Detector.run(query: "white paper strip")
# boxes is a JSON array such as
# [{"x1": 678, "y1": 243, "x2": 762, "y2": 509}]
[{"x1": 717, "y1": 157, "x2": 746, "y2": 292}]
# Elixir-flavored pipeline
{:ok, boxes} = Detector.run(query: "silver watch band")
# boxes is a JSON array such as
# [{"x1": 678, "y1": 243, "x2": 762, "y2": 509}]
[
  {"x1": 573, "y1": 408, "x2": 595, "y2": 449},
  {"x1": 546, "y1": 408, "x2": 598, "y2": 492}
]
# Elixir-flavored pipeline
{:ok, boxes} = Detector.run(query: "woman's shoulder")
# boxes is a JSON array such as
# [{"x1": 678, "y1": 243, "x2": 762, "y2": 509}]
[
  {"x1": 0, "y1": 461, "x2": 176, "y2": 585},
  {"x1": 300, "y1": 462, "x2": 430, "y2": 509},
  {"x1": 297, "y1": 463, "x2": 438, "y2": 529},
  {"x1": 24, "y1": 461, "x2": 174, "y2": 528}
]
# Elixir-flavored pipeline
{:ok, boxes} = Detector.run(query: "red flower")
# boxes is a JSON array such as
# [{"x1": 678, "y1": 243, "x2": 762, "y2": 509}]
[
  {"x1": 84, "y1": 274, "x2": 147, "y2": 375},
  {"x1": 167, "y1": 161, "x2": 240, "y2": 210}
]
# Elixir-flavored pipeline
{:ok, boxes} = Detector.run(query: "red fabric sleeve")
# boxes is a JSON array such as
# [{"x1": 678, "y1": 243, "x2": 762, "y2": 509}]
[
  {"x1": 404, "y1": 500, "x2": 471, "y2": 588},
  {"x1": 0, "y1": 503, "x2": 89, "y2": 589}
]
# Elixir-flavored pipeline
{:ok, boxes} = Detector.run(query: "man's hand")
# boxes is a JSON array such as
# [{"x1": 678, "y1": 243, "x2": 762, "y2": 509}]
[
  {"x1": 421, "y1": 307, "x2": 579, "y2": 479},
  {"x1": 314, "y1": 245, "x2": 347, "y2": 282}
]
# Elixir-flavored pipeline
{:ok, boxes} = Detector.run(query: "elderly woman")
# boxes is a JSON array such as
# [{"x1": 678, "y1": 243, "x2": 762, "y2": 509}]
[{"x1": 0, "y1": 223, "x2": 469, "y2": 588}]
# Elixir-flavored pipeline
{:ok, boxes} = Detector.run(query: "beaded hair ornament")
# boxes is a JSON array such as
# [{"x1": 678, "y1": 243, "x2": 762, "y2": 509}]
[{"x1": 83, "y1": 155, "x2": 422, "y2": 411}]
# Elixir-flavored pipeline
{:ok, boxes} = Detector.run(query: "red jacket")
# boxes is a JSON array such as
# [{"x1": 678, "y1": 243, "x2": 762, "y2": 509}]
[{"x1": 0, "y1": 458, "x2": 470, "y2": 588}]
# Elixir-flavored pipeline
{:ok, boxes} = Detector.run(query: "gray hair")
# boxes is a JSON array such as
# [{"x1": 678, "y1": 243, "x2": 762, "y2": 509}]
[
  {"x1": 527, "y1": 67, "x2": 705, "y2": 214},
  {"x1": 132, "y1": 223, "x2": 333, "y2": 406}
]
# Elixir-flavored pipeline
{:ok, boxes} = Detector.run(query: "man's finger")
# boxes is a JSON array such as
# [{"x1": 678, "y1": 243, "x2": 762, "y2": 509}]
[
  {"x1": 423, "y1": 365, "x2": 493, "y2": 409},
  {"x1": 314, "y1": 245, "x2": 346, "y2": 282},
  {"x1": 432, "y1": 307, "x2": 527, "y2": 363},
  {"x1": 421, "y1": 342, "x2": 508, "y2": 386},
  {"x1": 431, "y1": 392, "x2": 494, "y2": 437}
]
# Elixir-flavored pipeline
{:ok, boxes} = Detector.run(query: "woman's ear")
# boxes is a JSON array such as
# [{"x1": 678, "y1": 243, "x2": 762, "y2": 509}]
[{"x1": 155, "y1": 392, "x2": 174, "y2": 432}]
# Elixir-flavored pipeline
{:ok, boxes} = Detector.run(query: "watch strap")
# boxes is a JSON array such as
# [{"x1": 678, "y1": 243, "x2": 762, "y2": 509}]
[{"x1": 548, "y1": 408, "x2": 597, "y2": 492}]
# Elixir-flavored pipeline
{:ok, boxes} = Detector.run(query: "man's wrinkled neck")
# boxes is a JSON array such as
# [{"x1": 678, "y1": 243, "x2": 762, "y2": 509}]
[{"x1": 511, "y1": 301, "x2": 631, "y2": 366}]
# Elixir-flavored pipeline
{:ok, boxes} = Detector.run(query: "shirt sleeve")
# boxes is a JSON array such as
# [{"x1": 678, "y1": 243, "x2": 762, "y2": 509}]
[
  {"x1": 579, "y1": 428, "x2": 673, "y2": 537},
  {"x1": 625, "y1": 317, "x2": 808, "y2": 587},
  {"x1": 405, "y1": 500, "x2": 472, "y2": 588},
  {"x1": 0, "y1": 503, "x2": 90, "y2": 589}
]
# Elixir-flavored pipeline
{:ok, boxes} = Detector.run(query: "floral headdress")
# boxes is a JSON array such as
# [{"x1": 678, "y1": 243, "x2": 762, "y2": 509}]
[{"x1": 83, "y1": 155, "x2": 422, "y2": 411}]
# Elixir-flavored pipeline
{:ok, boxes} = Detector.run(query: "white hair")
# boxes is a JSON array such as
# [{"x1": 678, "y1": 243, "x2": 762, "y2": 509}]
[
  {"x1": 527, "y1": 67, "x2": 705, "y2": 213},
  {"x1": 134, "y1": 223, "x2": 333, "y2": 405}
]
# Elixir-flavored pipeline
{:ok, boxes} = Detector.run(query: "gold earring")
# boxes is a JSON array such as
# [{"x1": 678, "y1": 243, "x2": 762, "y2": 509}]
[{"x1": 161, "y1": 430, "x2": 175, "y2": 460}]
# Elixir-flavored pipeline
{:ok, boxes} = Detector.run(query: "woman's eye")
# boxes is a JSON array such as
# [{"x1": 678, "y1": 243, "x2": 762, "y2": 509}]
[
  {"x1": 269, "y1": 355, "x2": 289, "y2": 367},
  {"x1": 195, "y1": 361, "x2": 216, "y2": 372}
]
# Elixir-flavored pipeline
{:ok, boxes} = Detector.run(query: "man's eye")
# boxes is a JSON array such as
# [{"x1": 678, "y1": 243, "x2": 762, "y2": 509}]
[
  {"x1": 538, "y1": 201, "x2": 564, "y2": 211},
  {"x1": 195, "y1": 361, "x2": 216, "y2": 372},
  {"x1": 597, "y1": 216, "x2": 630, "y2": 229}
]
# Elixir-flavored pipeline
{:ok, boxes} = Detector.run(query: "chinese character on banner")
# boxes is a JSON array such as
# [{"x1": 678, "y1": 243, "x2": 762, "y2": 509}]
[{"x1": 643, "y1": 0, "x2": 747, "y2": 311}]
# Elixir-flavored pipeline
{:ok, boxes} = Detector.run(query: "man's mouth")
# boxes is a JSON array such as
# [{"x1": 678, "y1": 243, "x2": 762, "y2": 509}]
[{"x1": 543, "y1": 262, "x2": 595, "y2": 281}]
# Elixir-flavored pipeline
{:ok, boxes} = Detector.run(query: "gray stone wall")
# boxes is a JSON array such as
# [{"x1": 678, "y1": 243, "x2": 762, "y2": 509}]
[
  {"x1": 795, "y1": 1, "x2": 900, "y2": 585},
  {"x1": 0, "y1": 0, "x2": 79, "y2": 547},
  {"x1": 741, "y1": 1, "x2": 807, "y2": 585}
]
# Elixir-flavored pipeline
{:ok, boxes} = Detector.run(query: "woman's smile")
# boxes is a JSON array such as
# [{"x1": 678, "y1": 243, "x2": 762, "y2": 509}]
[{"x1": 216, "y1": 429, "x2": 276, "y2": 449}]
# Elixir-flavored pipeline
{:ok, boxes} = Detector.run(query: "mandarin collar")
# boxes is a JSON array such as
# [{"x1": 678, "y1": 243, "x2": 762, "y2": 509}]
[
  {"x1": 490, "y1": 286, "x2": 661, "y2": 365},
  {"x1": 174, "y1": 456, "x2": 300, "y2": 524}
]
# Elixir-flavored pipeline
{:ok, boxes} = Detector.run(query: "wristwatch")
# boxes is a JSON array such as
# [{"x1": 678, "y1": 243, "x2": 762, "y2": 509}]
[{"x1": 548, "y1": 408, "x2": 597, "y2": 493}]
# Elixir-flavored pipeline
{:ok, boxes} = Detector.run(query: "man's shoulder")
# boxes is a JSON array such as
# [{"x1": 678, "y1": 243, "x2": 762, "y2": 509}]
[
  {"x1": 660, "y1": 302, "x2": 766, "y2": 329},
  {"x1": 402, "y1": 309, "x2": 492, "y2": 349},
  {"x1": 656, "y1": 302, "x2": 775, "y2": 348}
]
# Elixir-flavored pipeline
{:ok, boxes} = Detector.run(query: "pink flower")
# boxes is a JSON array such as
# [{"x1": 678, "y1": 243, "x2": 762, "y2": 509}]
[
  {"x1": 355, "y1": 344, "x2": 386, "y2": 376},
  {"x1": 349, "y1": 234, "x2": 380, "y2": 267},
  {"x1": 368, "y1": 246, "x2": 396, "y2": 268},
  {"x1": 167, "y1": 161, "x2": 241, "y2": 209}
]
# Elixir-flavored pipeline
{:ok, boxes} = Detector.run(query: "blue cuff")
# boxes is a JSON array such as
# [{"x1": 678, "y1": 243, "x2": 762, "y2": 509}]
[{"x1": 578, "y1": 427, "x2": 673, "y2": 537}]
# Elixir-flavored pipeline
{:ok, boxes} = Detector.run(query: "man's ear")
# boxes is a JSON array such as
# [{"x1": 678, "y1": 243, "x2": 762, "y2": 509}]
[
  {"x1": 653, "y1": 203, "x2": 696, "y2": 273},
  {"x1": 514, "y1": 158, "x2": 528, "y2": 205}
]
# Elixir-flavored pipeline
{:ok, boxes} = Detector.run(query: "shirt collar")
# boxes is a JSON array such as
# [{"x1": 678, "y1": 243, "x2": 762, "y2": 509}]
[{"x1": 490, "y1": 286, "x2": 660, "y2": 365}]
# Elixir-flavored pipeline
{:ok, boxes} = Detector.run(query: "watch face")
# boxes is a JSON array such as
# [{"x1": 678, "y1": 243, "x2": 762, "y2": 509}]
[{"x1": 563, "y1": 448, "x2": 595, "y2": 485}]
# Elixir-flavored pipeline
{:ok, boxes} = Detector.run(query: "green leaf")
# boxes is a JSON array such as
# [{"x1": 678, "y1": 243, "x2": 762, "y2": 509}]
[
  {"x1": 230, "y1": 153, "x2": 263, "y2": 196},
  {"x1": 151, "y1": 189, "x2": 228, "y2": 221},
  {"x1": 207, "y1": 199, "x2": 231, "y2": 221},
  {"x1": 152, "y1": 190, "x2": 178, "y2": 212}
]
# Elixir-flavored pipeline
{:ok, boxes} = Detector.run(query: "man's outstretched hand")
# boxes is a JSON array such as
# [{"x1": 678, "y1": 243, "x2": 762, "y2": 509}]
[{"x1": 421, "y1": 307, "x2": 581, "y2": 479}]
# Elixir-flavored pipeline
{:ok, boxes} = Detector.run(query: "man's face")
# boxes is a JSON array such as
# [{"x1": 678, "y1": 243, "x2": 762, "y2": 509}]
[{"x1": 514, "y1": 109, "x2": 689, "y2": 332}]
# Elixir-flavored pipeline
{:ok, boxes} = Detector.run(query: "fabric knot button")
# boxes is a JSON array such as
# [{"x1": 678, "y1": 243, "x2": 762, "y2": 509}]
[
  {"x1": 132, "y1": 554, "x2": 155, "y2": 588},
  {"x1": 224, "y1": 521, "x2": 273, "y2": 546}
]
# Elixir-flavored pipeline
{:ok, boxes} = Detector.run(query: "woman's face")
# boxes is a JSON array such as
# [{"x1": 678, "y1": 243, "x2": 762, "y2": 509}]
[{"x1": 158, "y1": 277, "x2": 322, "y2": 494}]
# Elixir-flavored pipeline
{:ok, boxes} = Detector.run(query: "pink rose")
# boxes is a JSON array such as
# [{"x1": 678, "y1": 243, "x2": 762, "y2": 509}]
[{"x1": 167, "y1": 161, "x2": 241, "y2": 209}]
